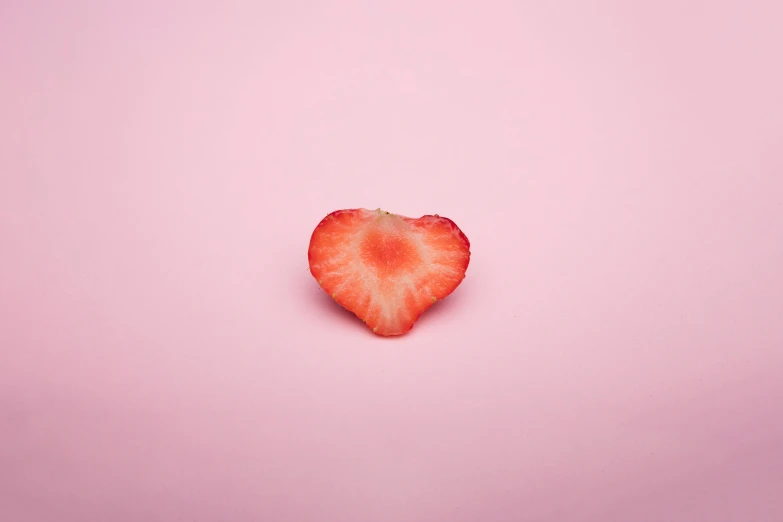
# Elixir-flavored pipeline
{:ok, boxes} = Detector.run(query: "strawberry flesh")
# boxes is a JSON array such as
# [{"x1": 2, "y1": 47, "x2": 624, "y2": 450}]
[{"x1": 308, "y1": 208, "x2": 471, "y2": 336}]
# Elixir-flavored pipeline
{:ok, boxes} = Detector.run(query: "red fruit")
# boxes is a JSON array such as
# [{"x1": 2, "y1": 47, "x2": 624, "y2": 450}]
[{"x1": 308, "y1": 208, "x2": 471, "y2": 336}]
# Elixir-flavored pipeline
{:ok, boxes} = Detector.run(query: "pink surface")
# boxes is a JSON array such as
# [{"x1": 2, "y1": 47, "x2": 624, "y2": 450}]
[{"x1": 1, "y1": 1, "x2": 782, "y2": 521}]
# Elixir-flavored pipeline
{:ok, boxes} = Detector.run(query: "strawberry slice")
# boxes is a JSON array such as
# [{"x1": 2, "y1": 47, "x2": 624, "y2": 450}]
[{"x1": 308, "y1": 208, "x2": 471, "y2": 336}]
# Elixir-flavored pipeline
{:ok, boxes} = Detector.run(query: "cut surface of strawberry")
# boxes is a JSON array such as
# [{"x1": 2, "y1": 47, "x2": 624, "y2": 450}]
[{"x1": 308, "y1": 208, "x2": 471, "y2": 336}]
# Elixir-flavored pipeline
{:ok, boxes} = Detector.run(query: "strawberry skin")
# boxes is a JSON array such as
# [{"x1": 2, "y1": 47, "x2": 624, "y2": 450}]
[{"x1": 308, "y1": 208, "x2": 471, "y2": 336}]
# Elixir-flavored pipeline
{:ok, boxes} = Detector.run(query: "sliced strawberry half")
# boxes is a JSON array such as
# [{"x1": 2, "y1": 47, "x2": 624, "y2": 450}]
[{"x1": 308, "y1": 208, "x2": 471, "y2": 336}]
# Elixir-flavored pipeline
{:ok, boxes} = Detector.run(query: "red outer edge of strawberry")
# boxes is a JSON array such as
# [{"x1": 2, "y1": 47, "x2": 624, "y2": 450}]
[
  {"x1": 307, "y1": 208, "x2": 361, "y2": 265},
  {"x1": 420, "y1": 214, "x2": 472, "y2": 251}
]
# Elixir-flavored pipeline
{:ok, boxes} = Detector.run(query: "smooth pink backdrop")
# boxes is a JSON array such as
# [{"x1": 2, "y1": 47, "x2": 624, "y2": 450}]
[{"x1": 2, "y1": 1, "x2": 782, "y2": 521}]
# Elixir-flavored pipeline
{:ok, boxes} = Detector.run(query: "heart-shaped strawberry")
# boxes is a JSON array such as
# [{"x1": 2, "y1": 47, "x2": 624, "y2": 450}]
[{"x1": 308, "y1": 208, "x2": 471, "y2": 336}]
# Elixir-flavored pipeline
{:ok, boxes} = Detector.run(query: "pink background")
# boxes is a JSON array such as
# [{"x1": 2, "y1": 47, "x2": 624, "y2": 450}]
[{"x1": 2, "y1": 1, "x2": 782, "y2": 520}]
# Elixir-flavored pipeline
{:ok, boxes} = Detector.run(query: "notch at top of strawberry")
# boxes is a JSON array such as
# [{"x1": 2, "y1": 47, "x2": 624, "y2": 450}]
[{"x1": 308, "y1": 208, "x2": 471, "y2": 336}]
